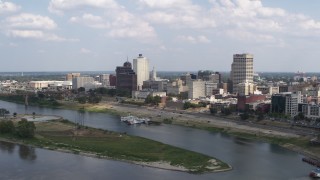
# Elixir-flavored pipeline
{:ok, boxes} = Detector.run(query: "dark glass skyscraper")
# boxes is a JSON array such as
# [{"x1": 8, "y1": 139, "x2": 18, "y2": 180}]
[{"x1": 116, "y1": 61, "x2": 137, "y2": 92}]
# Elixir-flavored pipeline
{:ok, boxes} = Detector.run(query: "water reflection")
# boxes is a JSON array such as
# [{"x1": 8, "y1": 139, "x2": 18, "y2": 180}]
[
  {"x1": 0, "y1": 141, "x2": 15, "y2": 154},
  {"x1": 19, "y1": 145, "x2": 37, "y2": 161}
]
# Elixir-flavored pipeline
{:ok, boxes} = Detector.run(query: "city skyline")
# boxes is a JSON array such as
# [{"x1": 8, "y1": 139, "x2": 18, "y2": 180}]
[{"x1": 1, "y1": 0, "x2": 320, "y2": 72}]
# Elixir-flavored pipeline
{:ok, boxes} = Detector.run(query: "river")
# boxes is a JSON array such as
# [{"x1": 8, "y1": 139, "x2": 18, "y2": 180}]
[{"x1": 0, "y1": 100, "x2": 314, "y2": 180}]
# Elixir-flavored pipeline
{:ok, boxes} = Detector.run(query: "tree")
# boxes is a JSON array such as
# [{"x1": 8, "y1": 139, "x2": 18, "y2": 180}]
[
  {"x1": 78, "y1": 87, "x2": 85, "y2": 93},
  {"x1": 0, "y1": 108, "x2": 10, "y2": 118},
  {"x1": 88, "y1": 95, "x2": 102, "y2": 104},
  {"x1": 257, "y1": 112, "x2": 264, "y2": 121},
  {"x1": 183, "y1": 102, "x2": 192, "y2": 110},
  {"x1": 77, "y1": 96, "x2": 87, "y2": 104},
  {"x1": 16, "y1": 119, "x2": 36, "y2": 138},
  {"x1": 221, "y1": 108, "x2": 232, "y2": 116},
  {"x1": 294, "y1": 112, "x2": 305, "y2": 121},
  {"x1": 145, "y1": 95, "x2": 161, "y2": 106},
  {"x1": 0, "y1": 120, "x2": 15, "y2": 134},
  {"x1": 145, "y1": 95, "x2": 153, "y2": 104},
  {"x1": 209, "y1": 108, "x2": 217, "y2": 115},
  {"x1": 240, "y1": 113, "x2": 249, "y2": 120},
  {"x1": 153, "y1": 95, "x2": 161, "y2": 105}
]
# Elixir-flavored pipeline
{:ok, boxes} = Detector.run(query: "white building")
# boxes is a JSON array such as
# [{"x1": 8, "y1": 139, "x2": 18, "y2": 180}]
[
  {"x1": 231, "y1": 53, "x2": 254, "y2": 93},
  {"x1": 99, "y1": 74, "x2": 110, "y2": 87},
  {"x1": 72, "y1": 76, "x2": 95, "y2": 90},
  {"x1": 28, "y1": 81, "x2": 72, "y2": 90},
  {"x1": 132, "y1": 90, "x2": 166, "y2": 99},
  {"x1": 188, "y1": 80, "x2": 205, "y2": 99},
  {"x1": 133, "y1": 54, "x2": 149, "y2": 90},
  {"x1": 237, "y1": 81, "x2": 255, "y2": 96}
]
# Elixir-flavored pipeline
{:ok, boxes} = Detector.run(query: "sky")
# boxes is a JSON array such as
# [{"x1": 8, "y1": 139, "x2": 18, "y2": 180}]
[{"x1": 0, "y1": 0, "x2": 320, "y2": 72}]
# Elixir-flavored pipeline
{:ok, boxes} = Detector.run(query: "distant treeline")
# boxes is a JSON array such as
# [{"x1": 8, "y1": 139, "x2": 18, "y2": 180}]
[{"x1": 0, "y1": 94, "x2": 60, "y2": 107}]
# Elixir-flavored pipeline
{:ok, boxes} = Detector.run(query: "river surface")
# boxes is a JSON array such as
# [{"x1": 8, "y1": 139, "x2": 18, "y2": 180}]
[{"x1": 0, "y1": 100, "x2": 314, "y2": 180}]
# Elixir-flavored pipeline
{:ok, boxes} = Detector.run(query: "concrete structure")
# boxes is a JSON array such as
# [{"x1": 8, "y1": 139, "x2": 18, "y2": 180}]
[
  {"x1": 116, "y1": 61, "x2": 137, "y2": 92},
  {"x1": 304, "y1": 87, "x2": 320, "y2": 104},
  {"x1": 167, "y1": 79, "x2": 188, "y2": 95},
  {"x1": 99, "y1": 74, "x2": 110, "y2": 87},
  {"x1": 198, "y1": 70, "x2": 221, "y2": 83},
  {"x1": 237, "y1": 81, "x2": 255, "y2": 96},
  {"x1": 133, "y1": 54, "x2": 149, "y2": 90},
  {"x1": 230, "y1": 54, "x2": 254, "y2": 93},
  {"x1": 72, "y1": 77, "x2": 95, "y2": 90},
  {"x1": 300, "y1": 103, "x2": 320, "y2": 120},
  {"x1": 142, "y1": 80, "x2": 167, "y2": 92},
  {"x1": 150, "y1": 66, "x2": 159, "y2": 81},
  {"x1": 205, "y1": 82, "x2": 218, "y2": 96},
  {"x1": 271, "y1": 92, "x2": 302, "y2": 117},
  {"x1": 180, "y1": 73, "x2": 197, "y2": 86},
  {"x1": 66, "y1": 73, "x2": 80, "y2": 81},
  {"x1": 188, "y1": 80, "x2": 205, "y2": 99}
]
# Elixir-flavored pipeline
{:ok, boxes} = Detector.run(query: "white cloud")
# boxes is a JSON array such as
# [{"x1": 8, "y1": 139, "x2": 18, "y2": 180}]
[
  {"x1": 48, "y1": 0, "x2": 119, "y2": 15},
  {"x1": 0, "y1": 1, "x2": 20, "y2": 14},
  {"x1": 176, "y1": 35, "x2": 211, "y2": 44},
  {"x1": 141, "y1": 0, "x2": 216, "y2": 29},
  {"x1": 106, "y1": 11, "x2": 157, "y2": 41},
  {"x1": 7, "y1": 30, "x2": 78, "y2": 42},
  {"x1": 139, "y1": 0, "x2": 320, "y2": 45},
  {"x1": 70, "y1": 13, "x2": 109, "y2": 29},
  {"x1": 80, "y1": 48, "x2": 92, "y2": 54},
  {"x1": 6, "y1": 13, "x2": 57, "y2": 30},
  {"x1": 138, "y1": 0, "x2": 192, "y2": 9},
  {"x1": 210, "y1": 0, "x2": 320, "y2": 38}
]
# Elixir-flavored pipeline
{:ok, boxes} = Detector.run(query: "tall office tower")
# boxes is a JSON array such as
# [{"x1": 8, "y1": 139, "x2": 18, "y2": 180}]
[
  {"x1": 115, "y1": 61, "x2": 137, "y2": 92},
  {"x1": 230, "y1": 54, "x2": 254, "y2": 93},
  {"x1": 133, "y1": 54, "x2": 149, "y2": 90}
]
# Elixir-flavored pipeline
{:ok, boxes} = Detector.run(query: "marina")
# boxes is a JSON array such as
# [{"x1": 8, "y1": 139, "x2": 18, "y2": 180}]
[{"x1": 120, "y1": 115, "x2": 150, "y2": 125}]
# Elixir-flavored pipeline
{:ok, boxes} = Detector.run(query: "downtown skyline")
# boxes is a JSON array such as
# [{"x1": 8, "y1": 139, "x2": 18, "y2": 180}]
[{"x1": 0, "y1": 0, "x2": 320, "y2": 72}]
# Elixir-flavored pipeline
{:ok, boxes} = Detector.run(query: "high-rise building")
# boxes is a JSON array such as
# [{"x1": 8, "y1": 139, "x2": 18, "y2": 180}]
[
  {"x1": 230, "y1": 54, "x2": 254, "y2": 93},
  {"x1": 133, "y1": 54, "x2": 149, "y2": 90},
  {"x1": 271, "y1": 92, "x2": 302, "y2": 117},
  {"x1": 116, "y1": 61, "x2": 137, "y2": 92}
]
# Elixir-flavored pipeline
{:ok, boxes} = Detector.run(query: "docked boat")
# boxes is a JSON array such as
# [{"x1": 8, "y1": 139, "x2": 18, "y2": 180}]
[
  {"x1": 120, "y1": 115, "x2": 150, "y2": 125},
  {"x1": 309, "y1": 168, "x2": 320, "y2": 178}
]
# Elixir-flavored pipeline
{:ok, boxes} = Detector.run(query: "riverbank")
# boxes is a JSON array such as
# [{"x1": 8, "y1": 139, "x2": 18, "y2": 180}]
[
  {"x1": 0, "y1": 118, "x2": 231, "y2": 173},
  {"x1": 56, "y1": 101, "x2": 320, "y2": 161}
]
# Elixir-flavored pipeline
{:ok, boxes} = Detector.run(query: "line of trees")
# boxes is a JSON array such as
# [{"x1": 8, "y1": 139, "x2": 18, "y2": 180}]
[{"x1": 0, "y1": 119, "x2": 36, "y2": 138}]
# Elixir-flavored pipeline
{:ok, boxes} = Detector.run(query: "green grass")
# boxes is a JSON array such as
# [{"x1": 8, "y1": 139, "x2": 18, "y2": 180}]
[
  {"x1": 0, "y1": 120, "x2": 230, "y2": 173},
  {"x1": 34, "y1": 134, "x2": 227, "y2": 172}
]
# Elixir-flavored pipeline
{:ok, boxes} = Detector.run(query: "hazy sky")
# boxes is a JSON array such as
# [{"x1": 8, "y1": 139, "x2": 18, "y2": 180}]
[{"x1": 1, "y1": 0, "x2": 320, "y2": 72}]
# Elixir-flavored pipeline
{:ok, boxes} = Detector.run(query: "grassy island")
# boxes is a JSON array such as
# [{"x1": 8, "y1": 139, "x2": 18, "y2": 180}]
[{"x1": 0, "y1": 118, "x2": 231, "y2": 173}]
